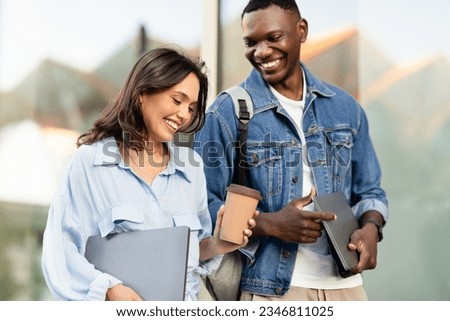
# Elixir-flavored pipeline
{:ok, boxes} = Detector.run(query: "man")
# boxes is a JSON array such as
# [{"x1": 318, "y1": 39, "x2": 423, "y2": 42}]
[{"x1": 194, "y1": 0, "x2": 388, "y2": 301}]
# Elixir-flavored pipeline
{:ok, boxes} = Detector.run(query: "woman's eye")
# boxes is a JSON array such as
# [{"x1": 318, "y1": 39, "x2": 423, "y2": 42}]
[{"x1": 173, "y1": 98, "x2": 181, "y2": 105}]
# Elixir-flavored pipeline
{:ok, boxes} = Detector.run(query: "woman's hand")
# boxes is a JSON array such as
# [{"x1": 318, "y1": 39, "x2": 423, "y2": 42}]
[
  {"x1": 199, "y1": 205, "x2": 258, "y2": 260},
  {"x1": 106, "y1": 284, "x2": 143, "y2": 301},
  {"x1": 213, "y1": 205, "x2": 258, "y2": 253}
]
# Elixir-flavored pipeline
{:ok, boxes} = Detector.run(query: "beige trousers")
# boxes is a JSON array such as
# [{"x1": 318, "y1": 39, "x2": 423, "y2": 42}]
[{"x1": 240, "y1": 285, "x2": 368, "y2": 301}]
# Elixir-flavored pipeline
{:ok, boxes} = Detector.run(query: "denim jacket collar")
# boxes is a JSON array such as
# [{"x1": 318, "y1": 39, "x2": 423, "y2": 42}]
[{"x1": 240, "y1": 63, "x2": 335, "y2": 115}]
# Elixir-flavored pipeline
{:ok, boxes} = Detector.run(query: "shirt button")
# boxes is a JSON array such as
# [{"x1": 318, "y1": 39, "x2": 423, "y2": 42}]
[
  {"x1": 282, "y1": 250, "x2": 291, "y2": 258},
  {"x1": 275, "y1": 287, "x2": 283, "y2": 295},
  {"x1": 292, "y1": 176, "x2": 299, "y2": 183}
]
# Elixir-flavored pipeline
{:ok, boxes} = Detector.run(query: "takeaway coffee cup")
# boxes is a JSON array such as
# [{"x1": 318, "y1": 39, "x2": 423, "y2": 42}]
[{"x1": 220, "y1": 184, "x2": 262, "y2": 244}]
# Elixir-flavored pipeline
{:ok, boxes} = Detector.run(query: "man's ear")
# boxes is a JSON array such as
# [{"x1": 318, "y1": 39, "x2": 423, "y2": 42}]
[{"x1": 298, "y1": 18, "x2": 308, "y2": 43}]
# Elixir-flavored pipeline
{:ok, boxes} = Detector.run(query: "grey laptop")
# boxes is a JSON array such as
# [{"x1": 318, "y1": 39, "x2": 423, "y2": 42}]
[{"x1": 85, "y1": 226, "x2": 190, "y2": 301}]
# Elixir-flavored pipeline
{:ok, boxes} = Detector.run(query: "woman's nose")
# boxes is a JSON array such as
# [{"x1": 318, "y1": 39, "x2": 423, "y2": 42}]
[{"x1": 176, "y1": 104, "x2": 191, "y2": 123}]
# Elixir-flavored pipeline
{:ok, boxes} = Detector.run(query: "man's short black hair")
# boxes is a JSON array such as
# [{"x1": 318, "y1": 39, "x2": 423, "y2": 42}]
[{"x1": 242, "y1": 0, "x2": 301, "y2": 19}]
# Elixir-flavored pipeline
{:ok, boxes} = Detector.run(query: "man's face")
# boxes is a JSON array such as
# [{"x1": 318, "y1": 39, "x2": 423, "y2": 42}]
[{"x1": 242, "y1": 4, "x2": 307, "y2": 90}]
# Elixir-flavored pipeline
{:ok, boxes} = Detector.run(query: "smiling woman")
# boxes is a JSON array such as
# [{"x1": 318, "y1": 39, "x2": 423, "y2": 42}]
[{"x1": 40, "y1": 47, "x2": 257, "y2": 301}]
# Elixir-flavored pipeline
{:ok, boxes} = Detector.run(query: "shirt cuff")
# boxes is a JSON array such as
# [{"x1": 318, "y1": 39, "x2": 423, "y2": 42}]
[
  {"x1": 196, "y1": 254, "x2": 223, "y2": 276},
  {"x1": 86, "y1": 273, "x2": 122, "y2": 301},
  {"x1": 239, "y1": 239, "x2": 260, "y2": 264}
]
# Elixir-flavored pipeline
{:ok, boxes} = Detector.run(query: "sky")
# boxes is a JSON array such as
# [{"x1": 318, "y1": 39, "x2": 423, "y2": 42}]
[{"x1": 0, "y1": 0, "x2": 449, "y2": 91}]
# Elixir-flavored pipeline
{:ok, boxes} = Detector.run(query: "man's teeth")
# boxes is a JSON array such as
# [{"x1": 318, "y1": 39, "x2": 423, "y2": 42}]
[
  {"x1": 166, "y1": 120, "x2": 178, "y2": 130},
  {"x1": 261, "y1": 59, "x2": 280, "y2": 69}
]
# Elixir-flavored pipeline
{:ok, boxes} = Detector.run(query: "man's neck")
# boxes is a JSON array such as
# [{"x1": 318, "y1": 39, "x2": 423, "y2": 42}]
[{"x1": 270, "y1": 66, "x2": 305, "y2": 101}]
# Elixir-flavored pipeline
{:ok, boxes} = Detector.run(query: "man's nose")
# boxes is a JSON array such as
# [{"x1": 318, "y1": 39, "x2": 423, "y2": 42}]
[{"x1": 254, "y1": 42, "x2": 272, "y2": 59}]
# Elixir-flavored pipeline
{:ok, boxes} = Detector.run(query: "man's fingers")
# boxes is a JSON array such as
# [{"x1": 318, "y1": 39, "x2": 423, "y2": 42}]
[
  {"x1": 316, "y1": 211, "x2": 337, "y2": 221},
  {"x1": 292, "y1": 189, "x2": 316, "y2": 209},
  {"x1": 307, "y1": 211, "x2": 336, "y2": 222}
]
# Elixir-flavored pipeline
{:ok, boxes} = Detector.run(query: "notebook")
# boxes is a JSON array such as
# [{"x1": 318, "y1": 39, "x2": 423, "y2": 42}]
[
  {"x1": 313, "y1": 192, "x2": 360, "y2": 278},
  {"x1": 85, "y1": 226, "x2": 190, "y2": 301}
]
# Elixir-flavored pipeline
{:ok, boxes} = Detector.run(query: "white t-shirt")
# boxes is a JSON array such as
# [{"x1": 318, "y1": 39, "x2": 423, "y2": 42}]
[{"x1": 269, "y1": 72, "x2": 362, "y2": 289}]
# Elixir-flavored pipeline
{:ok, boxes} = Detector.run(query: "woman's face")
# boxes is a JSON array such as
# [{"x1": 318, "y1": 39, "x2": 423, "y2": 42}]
[{"x1": 140, "y1": 72, "x2": 199, "y2": 143}]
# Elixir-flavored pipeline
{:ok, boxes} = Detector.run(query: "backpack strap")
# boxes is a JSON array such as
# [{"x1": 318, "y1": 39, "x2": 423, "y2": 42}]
[
  {"x1": 224, "y1": 86, "x2": 254, "y2": 124},
  {"x1": 221, "y1": 86, "x2": 254, "y2": 186}
]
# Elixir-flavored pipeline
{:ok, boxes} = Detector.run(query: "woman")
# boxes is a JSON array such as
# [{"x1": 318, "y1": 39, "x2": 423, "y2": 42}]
[{"x1": 41, "y1": 47, "x2": 255, "y2": 301}]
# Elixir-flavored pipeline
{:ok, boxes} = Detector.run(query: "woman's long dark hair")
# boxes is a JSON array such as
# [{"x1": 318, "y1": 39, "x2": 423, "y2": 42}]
[{"x1": 77, "y1": 47, "x2": 208, "y2": 150}]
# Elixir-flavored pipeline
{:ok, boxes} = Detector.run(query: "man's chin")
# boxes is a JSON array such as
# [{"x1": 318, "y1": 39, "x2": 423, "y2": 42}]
[{"x1": 261, "y1": 73, "x2": 281, "y2": 86}]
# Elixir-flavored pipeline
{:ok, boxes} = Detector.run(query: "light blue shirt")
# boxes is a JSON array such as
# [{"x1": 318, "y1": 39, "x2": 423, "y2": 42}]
[{"x1": 42, "y1": 137, "x2": 220, "y2": 301}]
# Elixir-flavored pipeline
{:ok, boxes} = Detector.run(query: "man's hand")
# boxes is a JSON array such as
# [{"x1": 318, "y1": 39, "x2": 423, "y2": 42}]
[
  {"x1": 253, "y1": 188, "x2": 336, "y2": 243},
  {"x1": 349, "y1": 210, "x2": 384, "y2": 273}
]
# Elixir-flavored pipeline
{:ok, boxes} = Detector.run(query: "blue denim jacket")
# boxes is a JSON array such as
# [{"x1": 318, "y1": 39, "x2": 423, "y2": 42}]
[{"x1": 194, "y1": 64, "x2": 388, "y2": 296}]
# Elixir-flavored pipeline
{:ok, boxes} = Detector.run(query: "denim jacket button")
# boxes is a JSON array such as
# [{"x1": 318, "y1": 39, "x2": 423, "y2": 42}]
[
  {"x1": 275, "y1": 287, "x2": 283, "y2": 295},
  {"x1": 282, "y1": 250, "x2": 291, "y2": 258},
  {"x1": 292, "y1": 176, "x2": 299, "y2": 183}
]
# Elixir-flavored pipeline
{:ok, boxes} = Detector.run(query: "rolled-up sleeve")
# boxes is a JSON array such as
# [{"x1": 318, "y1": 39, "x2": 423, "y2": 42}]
[{"x1": 41, "y1": 195, "x2": 121, "y2": 300}]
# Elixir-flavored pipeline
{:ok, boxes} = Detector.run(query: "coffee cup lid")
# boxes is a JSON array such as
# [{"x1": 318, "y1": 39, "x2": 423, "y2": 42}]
[{"x1": 226, "y1": 184, "x2": 262, "y2": 200}]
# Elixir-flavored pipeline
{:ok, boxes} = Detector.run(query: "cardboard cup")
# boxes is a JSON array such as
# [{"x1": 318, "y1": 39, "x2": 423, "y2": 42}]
[{"x1": 219, "y1": 184, "x2": 262, "y2": 244}]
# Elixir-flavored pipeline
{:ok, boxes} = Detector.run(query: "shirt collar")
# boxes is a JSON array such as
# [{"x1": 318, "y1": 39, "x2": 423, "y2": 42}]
[
  {"x1": 164, "y1": 142, "x2": 192, "y2": 183},
  {"x1": 93, "y1": 137, "x2": 192, "y2": 183},
  {"x1": 94, "y1": 136, "x2": 121, "y2": 166}
]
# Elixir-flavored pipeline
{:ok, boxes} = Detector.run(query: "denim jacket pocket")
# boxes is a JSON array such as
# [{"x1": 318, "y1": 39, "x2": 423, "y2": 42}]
[
  {"x1": 98, "y1": 204, "x2": 145, "y2": 237},
  {"x1": 324, "y1": 128, "x2": 354, "y2": 190},
  {"x1": 173, "y1": 213, "x2": 202, "y2": 268},
  {"x1": 246, "y1": 143, "x2": 283, "y2": 198}
]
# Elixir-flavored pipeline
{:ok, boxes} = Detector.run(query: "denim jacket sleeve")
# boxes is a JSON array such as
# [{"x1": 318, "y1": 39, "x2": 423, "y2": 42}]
[
  {"x1": 349, "y1": 105, "x2": 389, "y2": 221},
  {"x1": 194, "y1": 94, "x2": 237, "y2": 227},
  {"x1": 194, "y1": 95, "x2": 261, "y2": 263}
]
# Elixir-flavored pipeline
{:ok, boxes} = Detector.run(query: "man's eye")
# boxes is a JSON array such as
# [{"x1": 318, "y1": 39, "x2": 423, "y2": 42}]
[
  {"x1": 269, "y1": 35, "x2": 281, "y2": 42},
  {"x1": 244, "y1": 40, "x2": 256, "y2": 47}
]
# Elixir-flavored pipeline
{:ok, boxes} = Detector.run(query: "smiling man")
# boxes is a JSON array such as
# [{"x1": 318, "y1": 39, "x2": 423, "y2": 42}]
[{"x1": 194, "y1": 0, "x2": 388, "y2": 301}]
